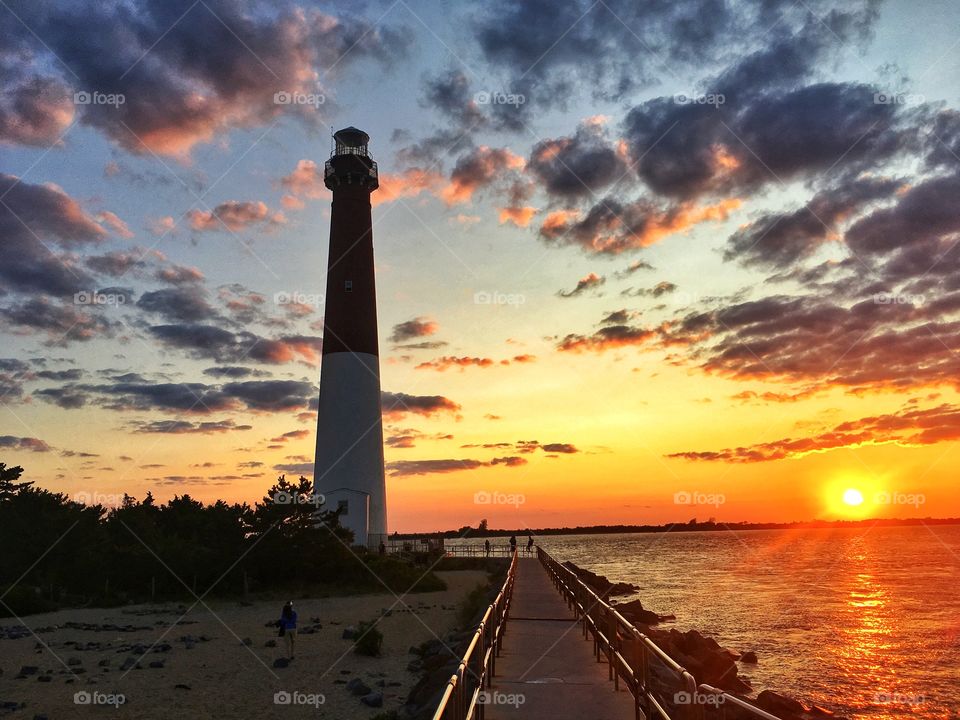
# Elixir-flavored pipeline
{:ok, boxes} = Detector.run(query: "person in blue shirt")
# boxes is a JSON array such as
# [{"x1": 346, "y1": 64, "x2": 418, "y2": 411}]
[{"x1": 278, "y1": 601, "x2": 298, "y2": 659}]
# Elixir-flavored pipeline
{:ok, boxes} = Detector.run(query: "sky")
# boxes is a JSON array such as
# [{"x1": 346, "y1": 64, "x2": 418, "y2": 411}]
[{"x1": 2, "y1": 0, "x2": 960, "y2": 532}]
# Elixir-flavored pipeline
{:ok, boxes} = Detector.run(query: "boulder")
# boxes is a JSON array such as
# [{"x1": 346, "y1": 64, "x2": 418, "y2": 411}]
[
  {"x1": 756, "y1": 690, "x2": 806, "y2": 717},
  {"x1": 347, "y1": 678, "x2": 371, "y2": 696},
  {"x1": 272, "y1": 658, "x2": 290, "y2": 669},
  {"x1": 361, "y1": 691, "x2": 383, "y2": 708},
  {"x1": 740, "y1": 651, "x2": 758, "y2": 664},
  {"x1": 342, "y1": 626, "x2": 358, "y2": 640}
]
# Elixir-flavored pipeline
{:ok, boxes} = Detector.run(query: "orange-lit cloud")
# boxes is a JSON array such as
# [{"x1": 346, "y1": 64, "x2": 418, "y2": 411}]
[{"x1": 499, "y1": 205, "x2": 537, "y2": 227}]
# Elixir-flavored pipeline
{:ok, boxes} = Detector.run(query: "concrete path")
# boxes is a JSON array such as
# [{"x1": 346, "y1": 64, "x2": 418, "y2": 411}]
[{"x1": 487, "y1": 557, "x2": 635, "y2": 719}]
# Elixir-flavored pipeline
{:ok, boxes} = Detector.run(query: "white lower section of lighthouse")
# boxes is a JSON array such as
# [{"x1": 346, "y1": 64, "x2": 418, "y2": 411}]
[{"x1": 313, "y1": 351, "x2": 387, "y2": 547}]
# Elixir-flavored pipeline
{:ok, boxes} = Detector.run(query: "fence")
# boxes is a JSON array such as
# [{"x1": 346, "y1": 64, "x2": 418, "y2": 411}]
[
  {"x1": 430, "y1": 550, "x2": 518, "y2": 720},
  {"x1": 537, "y1": 547, "x2": 784, "y2": 720}
]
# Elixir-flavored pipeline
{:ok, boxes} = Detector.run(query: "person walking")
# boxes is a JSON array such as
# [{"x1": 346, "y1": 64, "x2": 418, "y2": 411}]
[
  {"x1": 509, "y1": 534, "x2": 517, "y2": 553},
  {"x1": 277, "y1": 601, "x2": 298, "y2": 660},
  {"x1": 526, "y1": 534, "x2": 534, "y2": 554}
]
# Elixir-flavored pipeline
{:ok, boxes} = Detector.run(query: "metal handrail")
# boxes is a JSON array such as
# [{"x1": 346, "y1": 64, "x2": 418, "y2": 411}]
[
  {"x1": 537, "y1": 547, "x2": 785, "y2": 720},
  {"x1": 430, "y1": 550, "x2": 518, "y2": 720}
]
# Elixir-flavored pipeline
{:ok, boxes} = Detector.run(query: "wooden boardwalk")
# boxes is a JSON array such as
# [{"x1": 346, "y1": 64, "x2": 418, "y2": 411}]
[{"x1": 486, "y1": 557, "x2": 635, "y2": 719}]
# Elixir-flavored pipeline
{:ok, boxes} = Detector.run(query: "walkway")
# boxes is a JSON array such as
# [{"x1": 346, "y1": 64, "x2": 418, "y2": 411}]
[{"x1": 487, "y1": 557, "x2": 635, "y2": 719}]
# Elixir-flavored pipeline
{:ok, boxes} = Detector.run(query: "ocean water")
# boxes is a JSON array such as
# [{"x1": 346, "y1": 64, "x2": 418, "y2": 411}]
[{"x1": 461, "y1": 526, "x2": 960, "y2": 719}]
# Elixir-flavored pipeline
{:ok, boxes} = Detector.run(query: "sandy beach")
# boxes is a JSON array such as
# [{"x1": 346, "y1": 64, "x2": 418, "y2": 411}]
[{"x1": 0, "y1": 570, "x2": 487, "y2": 719}]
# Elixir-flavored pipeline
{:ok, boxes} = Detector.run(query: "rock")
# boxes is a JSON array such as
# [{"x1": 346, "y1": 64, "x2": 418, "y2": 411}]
[
  {"x1": 67, "y1": 657, "x2": 81, "y2": 666},
  {"x1": 613, "y1": 599, "x2": 663, "y2": 625},
  {"x1": 756, "y1": 690, "x2": 807, "y2": 717},
  {"x1": 346, "y1": 678, "x2": 371, "y2": 696},
  {"x1": 37, "y1": 675, "x2": 52, "y2": 683},
  {"x1": 740, "y1": 651, "x2": 758, "y2": 663},
  {"x1": 339, "y1": 670, "x2": 352, "y2": 675},
  {"x1": 120, "y1": 657, "x2": 137, "y2": 672},
  {"x1": 342, "y1": 626, "x2": 358, "y2": 640},
  {"x1": 361, "y1": 691, "x2": 383, "y2": 708},
  {"x1": 148, "y1": 661, "x2": 164, "y2": 669},
  {"x1": 561, "y1": 561, "x2": 639, "y2": 597},
  {"x1": 174, "y1": 684, "x2": 191, "y2": 690},
  {"x1": 241, "y1": 637, "x2": 252, "y2": 646},
  {"x1": 17, "y1": 666, "x2": 39, "y2": 677},
  {"x1": 406, "y1": 660, "x2": 423, "y2": 673},
  {"x1": 272, "y1": 658, "x2": 290, "y2": 669},
  {"x1": 265, "y1": 640, "x2": 277, "y2": 648}
]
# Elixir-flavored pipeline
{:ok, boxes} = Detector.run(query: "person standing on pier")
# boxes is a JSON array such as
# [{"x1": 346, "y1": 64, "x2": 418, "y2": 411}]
[
  {"x1": 509, "y1": 534, "x2": 517, "y2": 553},
  {"x1": 527, "y1": 534, "x2": 534, "y2": 554},
  {"x1": 484, "y1": 539, "x2": 491, "y2": 557}
]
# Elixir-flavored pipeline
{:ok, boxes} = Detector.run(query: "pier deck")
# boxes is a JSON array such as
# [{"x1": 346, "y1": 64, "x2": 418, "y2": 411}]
[{"x1": 487, "y1": 557, "x2": 634, "y2": 719}]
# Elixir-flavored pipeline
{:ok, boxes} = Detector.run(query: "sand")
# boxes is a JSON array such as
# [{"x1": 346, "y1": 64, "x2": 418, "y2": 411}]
[{"x1": 0, "y1": 570, "x2": 488, "y2": 719}]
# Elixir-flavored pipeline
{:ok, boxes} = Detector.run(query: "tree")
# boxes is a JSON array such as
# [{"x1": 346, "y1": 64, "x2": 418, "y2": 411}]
[{"x1": 0, "y1": 463, "x2": 32, "y2": 501}]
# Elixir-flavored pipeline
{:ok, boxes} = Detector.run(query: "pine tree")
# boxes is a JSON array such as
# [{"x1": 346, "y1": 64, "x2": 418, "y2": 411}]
[{"x1": 0, "y1": 463, "x2": 32, "y2": 501}]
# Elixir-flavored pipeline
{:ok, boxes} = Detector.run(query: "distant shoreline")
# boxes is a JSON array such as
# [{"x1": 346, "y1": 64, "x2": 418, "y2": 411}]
[{"x1": 395, "y1": 516, "x2": 960, "y2": 539}]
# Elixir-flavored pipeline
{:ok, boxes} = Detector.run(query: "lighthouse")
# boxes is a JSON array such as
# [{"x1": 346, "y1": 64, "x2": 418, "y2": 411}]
[{"x1": 313, "y1": 127, "x2": 387, "y2": 548}]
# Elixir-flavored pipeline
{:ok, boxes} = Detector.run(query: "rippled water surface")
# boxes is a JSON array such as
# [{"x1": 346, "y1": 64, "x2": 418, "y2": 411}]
[{"x1": 470, "y1": 526, "x2": 960, "y2": 719}]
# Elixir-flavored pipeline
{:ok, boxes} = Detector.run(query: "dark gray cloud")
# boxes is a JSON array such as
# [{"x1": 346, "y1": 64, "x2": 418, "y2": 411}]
[
  {"x1": 381, "y1": 392, "x2": 461, "y2": 418},
  {"x1": 529, "y1": 121, "x2": 629, "y2": 200},
  {"x1": 385, "y1": 456, "x2": 526, "y2": 476},
  {"x1": 0, "y1": 0, "x2": 411, "y2": 156},
  {"x1": 0, "y1": 435, "x2": 51, "y2": 452},
  {"x1": 389, "y1": 316, "x2": 439, "y2": 343},
  {"x1": 137, "y1": 286, "x2": 217, "y2": 323},
  {"x1": 133, "y1": 419, "x2": 253, "y2": 433},
  {"x1": 0, "y1": 174, "x2": 103, "y2": 297}
]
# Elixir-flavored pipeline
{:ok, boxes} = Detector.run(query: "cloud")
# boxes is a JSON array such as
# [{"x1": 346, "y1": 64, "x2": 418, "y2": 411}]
[
  {"x1": 280, "y1": 160, "x2": 327, "y2": 200},
  {"x1": 558, "y1": 272, "x2": 605, "y2": 298},
  {"x1": 1, "y1": 1, "x2": 410, "y2": 156},
  {"x1": 529, "y1": 120, "x2": 630, "y2": 199},
  {"x1": 0, "y1": 435, "x2": 51, "y2": 452},
  {"x1": 0, "y1": 175, "x2": 105, "y2": 297},
  {"x1": 441, "y1": 146, "x2": 525, "y2": 204},
  {"x1": 375, "y1": 168, "x2": 446, "y2": 207},
  {"x1": 188, "y1": 201, "x2": 283, "y2": 232},
  {"x1": 96, "y1": 211, "x2": 134, "y2": 239},
  {"x1": 557, "y1": 324, "x2": 659, "y2": 353},
  {"x1": 381, "y1": 391, "x2": 461, "y2": 419},
  {"x1": 85, "y1": 251, "x2": 147, "y2": 277},
  {"x1": 133, "y1": 419, "x2": 253, "y2": 433},
  {"x1": 498, "y1": 205, "x2": 537, "y2": 227},
  {"x1": 137, "y1": 286, "x2": 217, "y2": 322},
  {"x1": 147, "y1": 324, "x2": 322, "y2": 364},
  {"x1": 37, "y1": 379, "x2": 314, "y2": 415},
  {"x1": 389, "y1": 316, "x2": 440, "y2": 343},
  {"x1": 156, "y1": 265, "x2": 204, "y2": 285},
  {"x1": 416, "y1": 356, "x2": 495, "y2": 371},
  {"x1": 668, "y1": 403, "x2": 960, "y2": 462},
  {"x1": 540, "y1": 197, "x2": 741, "y2": 254},
  {"x1": 1, "y1": 298, "x2": 122, "y2": 345},
  {"x1": 385, "y1": 456, "x2": 527, "y2": 476},
  {"x1": 0, "y1": 72, "x2": 74, "y2": 146}
]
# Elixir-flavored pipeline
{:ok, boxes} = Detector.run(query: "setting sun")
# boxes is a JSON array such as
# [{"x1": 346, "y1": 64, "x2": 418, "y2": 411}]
[{"x1": 843, "y1": 488, "x2": 865, "y2": 506}]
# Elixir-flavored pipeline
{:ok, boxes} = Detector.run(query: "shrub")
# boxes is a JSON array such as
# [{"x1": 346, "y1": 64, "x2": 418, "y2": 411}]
[{"x1": 354, "y1": 620, "x2": 383, "y2": 656}]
